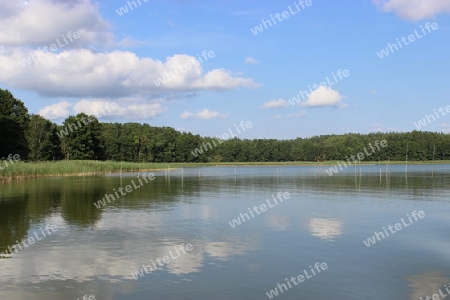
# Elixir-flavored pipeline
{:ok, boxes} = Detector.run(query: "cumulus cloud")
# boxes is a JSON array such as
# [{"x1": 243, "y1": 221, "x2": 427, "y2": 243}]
[
  {"x1": 262, "y1": 98, "x2": 290, "y2": 108},
  {"x1": 75, "y1": 99, "x2": 165, "y2": 119},
  {"x1": 245, "y1": 57, "x2": 259, "y2": 64},
  {"x1": 72, "y1": 100, "x2": 116, "y2": 117},
  {"x1": 300, "y1": 86, "x2": 345, "y2": 107},
  {"x1": 38, "y1": 101, "x2": 72, "y2": 119},
  {"x1": 0, "y1": 0, "x2": 113, "y2": 47},
  {"x1": 39, "y1": 98, "x2": 166, "y2": 120},
  {"x1": 0, "y1": 0, "x2": 259, "y2": 106},
  {"x1": 180, "y1": 109, "x2": 228, "y2": 120},
  {"x1": 373, "y1": 0, "x2": 450, "y2": 20},
  {"x1": 0, "y1": 50, "x2": 259, "y2": 98},
  {"x1": 189, "y1": 68, "x2": 259, "y2": 90}
]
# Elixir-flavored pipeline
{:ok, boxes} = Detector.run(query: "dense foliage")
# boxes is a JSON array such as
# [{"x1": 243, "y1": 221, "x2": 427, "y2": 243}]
[
  {"x1": 0, "y1": 89, "x2": 29, "y2": 158},
  {"x1": 1, "y1": 88, "x2": 449, "y2": 163}
]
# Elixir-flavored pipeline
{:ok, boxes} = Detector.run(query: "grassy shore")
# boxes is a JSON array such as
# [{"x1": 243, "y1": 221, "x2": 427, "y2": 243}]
[
  {"x1": 1, "y1": 160, "x2": 449, "y2": 183},
  {"x1": 0, "y1": 160, "x2": 203, "y2": 183}
]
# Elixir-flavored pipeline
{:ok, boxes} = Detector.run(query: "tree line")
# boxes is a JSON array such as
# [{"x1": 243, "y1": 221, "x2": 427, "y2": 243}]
[{"x1": 1, "y1": 88, "x2": 450, "y2": 163}]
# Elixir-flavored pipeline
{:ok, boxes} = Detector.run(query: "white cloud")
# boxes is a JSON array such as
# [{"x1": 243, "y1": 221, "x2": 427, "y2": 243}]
[
  {"x1": 300, "y1": 86, "x2": 345, "y2": 107},
  {"x1": 39, "y1": 98, "x2": 166, "y2": 120},
  {"x1": 0, "y1": 0, "x2": 113, "y2": 47},
  {"x1": 371, "y1": 89, "x2": 377, "y2": 95},
  {"x1": 73, "y1": 100, "x2": 117, "y2": 117},
  {"x1": 272, "y1": 115, "x2": 283, "y2": 120},
  {"x1": 262, "y1": 98, "x2": 289, "y2": 108},
  {"x1": 245, "y1": 57, "x2": 259, "y2": 64},
  {"x1": 189, "y1": 68, "x2": 259, "y2": 90},
  {"x1": 373, "y1": 0, "x2": 450, "y2": 20},
  {"x1": 0, "y1": 0, "x2": 259, "y2": 100},
  {"x1": 38, "y1": 101, "x2": 72, "y2": 119},
  {"x1": 0, "y1": 49, "x2": 259, "y2": 98},
  {"x1": 180, "y1": 109, "x2": 228, "y2": 120},
  {"x1": 75, "y1": 99, "x2": 165, "y2": 119},
  {"x1": 441, "y1": 123, "x2": 450, "y2": 133},
  {"x1": 114, "y1": 103, "x2": 165, "y2": 119}
]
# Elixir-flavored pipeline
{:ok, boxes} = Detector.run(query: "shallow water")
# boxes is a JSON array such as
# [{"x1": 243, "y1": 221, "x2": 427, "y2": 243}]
[{"x1": 0, "y1": 165, "x2": 449, "y2": 299}]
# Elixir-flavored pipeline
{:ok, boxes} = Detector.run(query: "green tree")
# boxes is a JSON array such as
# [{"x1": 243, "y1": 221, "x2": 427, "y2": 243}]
[
  {"x1": 27, "y1": 114, "x2": 62, "y2": 161},
  {"x1": 60, "y1": 113, "x2": 105, "y2": 160},
  {"x1": 0, "y1": 89, "x2": 29, "y2": 158}
]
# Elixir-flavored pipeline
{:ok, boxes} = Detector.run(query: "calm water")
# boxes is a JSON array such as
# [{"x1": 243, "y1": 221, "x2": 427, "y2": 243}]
[{"x1": 1, "y1": 165, "x2": 450, "y2": 300}]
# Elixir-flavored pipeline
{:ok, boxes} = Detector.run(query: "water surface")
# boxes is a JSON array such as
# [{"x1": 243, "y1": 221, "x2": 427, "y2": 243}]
[{"x1": 1, "y1": 165, "x2": 449, "y2": 299}]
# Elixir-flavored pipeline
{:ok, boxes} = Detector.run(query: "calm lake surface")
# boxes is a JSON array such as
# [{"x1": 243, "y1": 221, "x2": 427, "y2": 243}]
[{"x1": 1, "y1": 165, "x2": 450, "y2": 300}]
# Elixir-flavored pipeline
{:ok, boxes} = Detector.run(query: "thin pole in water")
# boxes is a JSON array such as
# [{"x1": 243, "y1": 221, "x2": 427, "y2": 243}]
[
  {"x1": 385, "y1": 159, "x2": 388, "y2": 186},
  {"x1": 359, "y1": 160, "x2": 362, "y2": 188},
  {"x1": 276, "y1": 168, "x2": 279, "y2": 181},
  {"x1": 315, "y1": 160, "x2": 317, "y2": 179},
  {"x1": 120, "y1": 161, "x2": 123, "y2": 186},
  {"x1": 379, "y1": 157, "x2": 382, "y2": 185},
  {"x1": 386, "y1": 158, "x2": 390, "y2": 187},
  {"x1": 405, "y1": 143, "x2": 408, "y2": 186},
  {"x1": 432, "y1": 143, "x2": 436, "y2": 179},
  {"x1": 168, "y1": 164, "x2": 171, "y2": 185}
]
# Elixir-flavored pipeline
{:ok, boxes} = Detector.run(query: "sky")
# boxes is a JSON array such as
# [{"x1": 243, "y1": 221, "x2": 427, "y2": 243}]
[{"x1": 0, "y1": 0, "x2": 449, "y2": 139}]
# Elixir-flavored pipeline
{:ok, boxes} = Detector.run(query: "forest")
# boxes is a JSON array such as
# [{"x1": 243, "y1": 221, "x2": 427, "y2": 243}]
[{"x1": 2, "y1": 88, "x2": 449, "y2": 163}]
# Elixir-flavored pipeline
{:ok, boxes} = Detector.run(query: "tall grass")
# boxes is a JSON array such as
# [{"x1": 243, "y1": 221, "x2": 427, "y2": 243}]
[{"x1": 0, "y1": 160, "x2": 206, "y2": 183}]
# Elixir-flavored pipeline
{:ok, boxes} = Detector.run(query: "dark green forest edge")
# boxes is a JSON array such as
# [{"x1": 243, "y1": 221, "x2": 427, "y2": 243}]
[{"x1": 1, "y1": 88, "x2": 449, "y2": 180}]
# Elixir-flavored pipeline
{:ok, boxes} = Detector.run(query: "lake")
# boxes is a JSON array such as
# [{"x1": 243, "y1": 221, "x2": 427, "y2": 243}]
[{"x1": 1, "y1": 165, "x2": 449, "y2": 300}]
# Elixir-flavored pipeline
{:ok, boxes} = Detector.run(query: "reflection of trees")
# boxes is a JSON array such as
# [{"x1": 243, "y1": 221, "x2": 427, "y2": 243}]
[
  {"x1": 1, "y1": 168, "x2": 448, "y2": 254},
  {"x1": 59, "y1": 176, "x2": 201, "y2": 225},
  {"x1": 0, "y1": 198, "x2": 30, "y2": 254},
  {"x1": 0, "y1": 175, "x2": 203, "y2": 240}
]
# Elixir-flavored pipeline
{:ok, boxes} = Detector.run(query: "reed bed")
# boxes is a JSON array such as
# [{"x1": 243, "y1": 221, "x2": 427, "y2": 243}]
[{"x1": 0, "y1": 160, "x2": 204, "y2": 183}]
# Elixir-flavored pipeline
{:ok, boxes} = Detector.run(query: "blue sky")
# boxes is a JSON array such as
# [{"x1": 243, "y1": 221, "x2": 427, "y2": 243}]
[{"x1": 0, "y1": 0, "x2": 449, "y2": 139}]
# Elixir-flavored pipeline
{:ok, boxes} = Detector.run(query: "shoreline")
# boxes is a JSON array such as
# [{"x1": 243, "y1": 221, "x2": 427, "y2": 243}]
[{"x1": 1, "y1": 160, "x2": 449, "y2": 184}]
